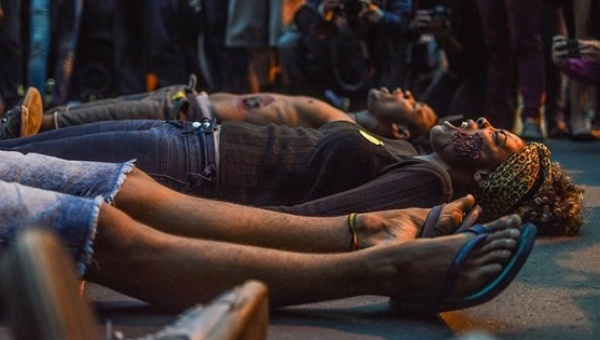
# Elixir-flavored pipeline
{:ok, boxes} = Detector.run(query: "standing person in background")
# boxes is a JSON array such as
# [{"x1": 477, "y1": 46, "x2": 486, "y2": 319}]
[
  {"x1": 277, "y1": 0, "x2": 412, "y2": 107},
  {"x1": 564, "y1": 0, "x2": 599, "y2": 141},
  {"x1": 0, "y1": 0, "x2": 25, "y2": 115},
  {"x1": 27, "y1": 0, "x2": 51, "y2": 99},
  {"x1": 198, "y1": 0, "x2": 251, "y2": 93},
  {"x1": 142, "y1": 0, "x2": 201, "y2": 91},
  {"x1": 50, "y1": 0, "x2": 83, "y2": 106},
  {"x1": 225, "y1": 0, "x2": 291, "y2": 93},
  {"x1": 477, "y1": 0, "x2": 546, "y2": 141},
  {"x1": 414, "y1": 0, "x2": 488, "y2": 122},
  {"x1": 113, "y1": 0, "x2": 201, "y2": 96},
  {"x1": 540, "y1": 0, "x2": 569, "y2": 139},
  {"x1": 552, "y1": 35, "x2": 600, "y2": 140}
]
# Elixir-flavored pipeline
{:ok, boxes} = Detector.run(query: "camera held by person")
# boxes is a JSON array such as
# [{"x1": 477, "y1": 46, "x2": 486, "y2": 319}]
[
  {"x1": 411, "y1": 5, "x2": 452, "y2": 35},
  {"x1": 320, "y1": 0, "x2": 386, "y2": 24},
  {"x1": 552, "y1": 35, "x2": 600, "y2": 67}
]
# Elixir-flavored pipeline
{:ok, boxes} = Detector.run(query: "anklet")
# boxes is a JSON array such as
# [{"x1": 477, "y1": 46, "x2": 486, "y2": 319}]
[{"x1": 347, "y1": 213, "x2": 359, "y2": 251}]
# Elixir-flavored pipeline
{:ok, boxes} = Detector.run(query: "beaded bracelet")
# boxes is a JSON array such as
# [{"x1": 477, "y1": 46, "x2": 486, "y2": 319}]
[{"x1": 347, "y1": 213, "x2": 359, "y2": 251}]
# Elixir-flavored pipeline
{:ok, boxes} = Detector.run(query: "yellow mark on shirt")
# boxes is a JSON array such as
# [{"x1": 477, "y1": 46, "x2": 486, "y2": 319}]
[
  {"x1": 359, "y1": 130, "x2": 384, "y2": 146},
  {"x1": 171, "y1": 90, "x2": 185, "y2": 101}
]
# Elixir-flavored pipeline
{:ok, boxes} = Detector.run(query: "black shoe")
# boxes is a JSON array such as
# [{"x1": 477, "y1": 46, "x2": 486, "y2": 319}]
[
  {"x1": 0, "y1": 228, "x2": 97, "y2": 340},
  {"x1": 0, "y1": 87, "x2": 43, "y2": 139}
]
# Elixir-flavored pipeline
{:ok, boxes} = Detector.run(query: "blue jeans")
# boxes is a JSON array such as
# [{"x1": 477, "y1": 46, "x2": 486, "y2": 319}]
[
  {"x1": 0, "y1": 150, "x2": 135, "y2": 275},
  {"x1": 0, "y1": 120, "x2": 218, "y2": 197},
  {"x1": 28, "y1": 0, "x2": 51, "y2": 95},
  {"x1": 52, "y1": 0, "x2": 83, "y2": 105}
]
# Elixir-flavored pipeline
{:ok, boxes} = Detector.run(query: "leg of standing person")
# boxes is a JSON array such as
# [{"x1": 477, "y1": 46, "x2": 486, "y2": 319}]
[
  {"x1": 541, "y1": 0, "x2": 568, "y2": 138},
  {"x1": 51, "y1": 0, "x2": 83, "y2": 106},
  {"x1": 447, "y1": 70, "x2": 488, "y2": 121},
  {"x1": 0, "y1": 0, "x2": 24, "y2": 111},
  {"x1": 143, "y1": 0, "x2": 190, "y2": 88},
  {"x1": 476, "y1": 0, "x2": 514, "y2": 130},
  {"x1": 509, "y1": 0, "x2": 546, "y2": 141},
  {"x1": 28, "y1": 0, "x2": 51, "y2": 99},
  {"x1": 113, "y1": 1, "x2": 147, "y2": 96},
  {"x1": 421, "y1": 72, "x2": 461, "y2": 119},
  {"x1": 568, "y1": 0, "x2": 594, "y2": 139},
  {"x1": 277, "y1": 26, "x2": 313, "y2": 95},
  {"x1": 200, "y1": 0, "x2": 251, "y2": 94}
]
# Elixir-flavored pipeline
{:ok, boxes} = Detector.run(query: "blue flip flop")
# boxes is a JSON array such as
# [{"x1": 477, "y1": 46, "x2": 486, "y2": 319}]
[
  {"x1": 420, "y1": 204, "x2": 483, "y2": 238},
  {"x1": 391, "y1": 222, "x2": 537, "y2": 316}
]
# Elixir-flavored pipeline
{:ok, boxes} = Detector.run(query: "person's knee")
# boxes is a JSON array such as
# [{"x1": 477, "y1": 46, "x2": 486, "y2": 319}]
[{"x1": 113, "y1": 167, "x2": 159, "y2": 207}]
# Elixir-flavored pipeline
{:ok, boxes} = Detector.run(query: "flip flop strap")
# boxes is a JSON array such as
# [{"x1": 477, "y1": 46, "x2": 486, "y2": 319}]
[
  {"x1": 464, "y1": 224, "x2": 491, "y2": 235},
  {"x1": 439, "y1": 234, "x2": 488, "y2": 299},
  {"x1": 420, "y1": 204, "x2": 444, "y2": 237}
]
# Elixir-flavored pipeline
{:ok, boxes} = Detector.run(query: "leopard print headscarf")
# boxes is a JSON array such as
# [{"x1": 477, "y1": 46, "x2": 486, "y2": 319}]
[{"x1": 474, "y1": 142, "x2": 551, "y2": 221}]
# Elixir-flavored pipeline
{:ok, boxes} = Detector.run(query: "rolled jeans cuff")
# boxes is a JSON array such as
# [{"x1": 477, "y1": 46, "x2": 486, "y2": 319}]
[
  {"x1": 0, "y1": 150, "x2": 135, "y2": 203},
  {"x1": 0, "y1": 181, "x2": 102, "y2": 276}
]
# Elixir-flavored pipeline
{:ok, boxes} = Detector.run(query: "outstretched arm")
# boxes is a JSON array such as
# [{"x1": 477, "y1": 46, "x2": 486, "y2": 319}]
[{"x1": 208, "y1": 92, "x2": 354, "y2": 128}]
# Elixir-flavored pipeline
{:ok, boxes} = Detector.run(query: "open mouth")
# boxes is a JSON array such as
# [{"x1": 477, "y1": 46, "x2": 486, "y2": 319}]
[{"x1": 438, "y1": 114, "x2": 464, "y2": 125}]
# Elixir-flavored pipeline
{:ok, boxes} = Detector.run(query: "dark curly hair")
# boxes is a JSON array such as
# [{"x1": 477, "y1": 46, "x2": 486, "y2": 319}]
[{"x1": 515, "y1": 162, "x2": 584, "y2": 236}]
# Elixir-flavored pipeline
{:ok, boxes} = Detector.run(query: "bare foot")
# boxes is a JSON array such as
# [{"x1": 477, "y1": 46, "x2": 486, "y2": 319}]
[
  {"x1": 356, "y1": 195, "x2": 477, "y2": 248},
  {"x1": 360, "y1": 214, "x2": 522, "y2": 304}
]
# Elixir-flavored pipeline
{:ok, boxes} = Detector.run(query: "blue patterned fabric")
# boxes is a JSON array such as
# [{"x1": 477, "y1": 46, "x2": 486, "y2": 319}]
[{"x1": 0, "y1": 151, "x2": 135, "y2": 275}]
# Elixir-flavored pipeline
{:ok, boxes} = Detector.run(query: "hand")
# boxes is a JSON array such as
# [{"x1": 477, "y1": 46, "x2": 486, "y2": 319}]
[
  {"x1": 355, "y1": 0, "x2": 384, "y2": 23},
  {"x1": 322, "y1": 0, "x2": 342, "y2": 11},
  {"x1": 552, "y1": 35, "x2": 588, "y2": 66},
  {"x1": 552, "y1": 35, "x2": 569, "y2": 67},
  {"x1": 580, "y1": 39, "x2": 600, "y2": 60}
]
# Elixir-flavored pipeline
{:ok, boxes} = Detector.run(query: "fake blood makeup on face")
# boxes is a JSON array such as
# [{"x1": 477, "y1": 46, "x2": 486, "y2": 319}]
[{"x1": 451, "y1": 132, "x2": 483, "y2": 160}]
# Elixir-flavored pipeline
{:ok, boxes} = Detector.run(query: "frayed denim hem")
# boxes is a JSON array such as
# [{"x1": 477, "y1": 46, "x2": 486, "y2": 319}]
[{"x1": 103, "y1": 159, "x2": 136, "y2": 204}]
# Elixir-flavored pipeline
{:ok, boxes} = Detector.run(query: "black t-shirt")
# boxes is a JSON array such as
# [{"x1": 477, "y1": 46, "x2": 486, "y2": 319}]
[{"x1": 217, "y1": 121, "x2": 453, "y2": 216}]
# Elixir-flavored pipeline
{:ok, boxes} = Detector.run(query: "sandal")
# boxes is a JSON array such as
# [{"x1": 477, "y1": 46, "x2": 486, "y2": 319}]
[
  {"x1": 392, "y1": 222, "x2": 537, "y2": 315},
  {"x1": 420, "y1": 204, "x2": 482, "y2": 237}
]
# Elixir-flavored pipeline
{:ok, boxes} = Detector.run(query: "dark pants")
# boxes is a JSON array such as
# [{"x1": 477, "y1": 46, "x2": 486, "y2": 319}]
[
  {"x1": 477, "y1": 0, "x2": 545, "y2": 129},
  {"x1": 46, "y1": 84, "x2": 196, "y2": 128},
  {"x1": 541, "y1": 1, "x2": 567, "y2": 134},
  {"x1": 423, "y1": 68, "x2": 487, "y2": 120},
  {"x1": 0, "y1": 0, "x2": 24, "y2": 109},
  {"x1": 113, "y1": 0, "x2": 196, "y2": 95}
]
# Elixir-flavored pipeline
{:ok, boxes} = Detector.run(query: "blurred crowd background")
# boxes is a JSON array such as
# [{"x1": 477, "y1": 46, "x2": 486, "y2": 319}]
[{"x1": 0, "y1": 0, "x2": 598, "y2": 140}]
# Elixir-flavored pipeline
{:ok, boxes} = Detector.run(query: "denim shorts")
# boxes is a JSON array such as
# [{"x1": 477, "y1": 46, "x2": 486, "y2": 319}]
[{"x1": 0, "y1": 151, "x2": 135, "y2": 275}]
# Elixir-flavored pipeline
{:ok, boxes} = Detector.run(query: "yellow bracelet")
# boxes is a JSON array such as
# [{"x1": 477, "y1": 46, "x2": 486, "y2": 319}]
[{"x1": 347, "y1": 213, "x2": 359, "y2": 251}]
